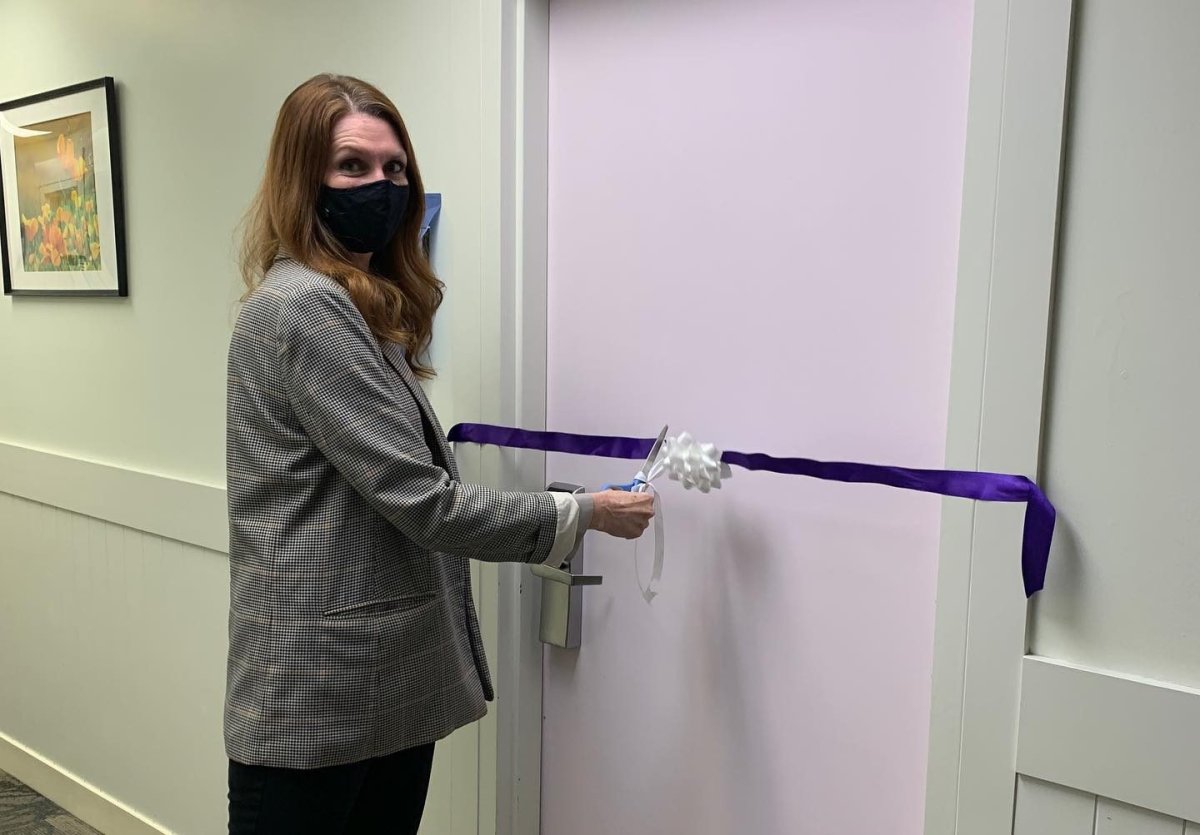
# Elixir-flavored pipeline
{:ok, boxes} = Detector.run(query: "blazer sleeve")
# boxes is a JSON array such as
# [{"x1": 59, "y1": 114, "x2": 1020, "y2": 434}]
[{"x1": 276, "y1": 281, "x2": 559, "y2": 563}]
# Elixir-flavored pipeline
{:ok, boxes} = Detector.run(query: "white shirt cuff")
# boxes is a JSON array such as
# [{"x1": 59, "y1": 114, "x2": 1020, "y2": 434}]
[{"x1": 544, "y1": 493, "x2": 593, "y2": 567}]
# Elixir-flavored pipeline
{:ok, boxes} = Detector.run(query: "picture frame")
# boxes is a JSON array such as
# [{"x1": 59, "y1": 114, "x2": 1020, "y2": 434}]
[{"x1": 0, "y1": 77, "x2": 127, "y2": 296}]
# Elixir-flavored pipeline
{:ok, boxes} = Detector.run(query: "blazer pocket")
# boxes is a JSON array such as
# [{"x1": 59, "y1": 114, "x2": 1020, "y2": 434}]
[{"x1": 322, "y1": 593, "x2": 437, "y2": 620}]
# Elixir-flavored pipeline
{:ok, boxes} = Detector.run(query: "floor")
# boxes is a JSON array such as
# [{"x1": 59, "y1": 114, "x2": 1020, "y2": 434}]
[{"x1": 0, "y1": 769, "x2": 101, "y2": 834}]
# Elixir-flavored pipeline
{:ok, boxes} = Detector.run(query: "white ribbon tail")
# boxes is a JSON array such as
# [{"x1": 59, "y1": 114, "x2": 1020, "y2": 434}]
[{"x1": 633, "y1": 483, "x2": 665, "y2": 603}]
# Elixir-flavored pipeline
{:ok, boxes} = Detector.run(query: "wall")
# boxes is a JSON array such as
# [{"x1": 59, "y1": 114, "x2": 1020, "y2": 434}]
[
  {"x1": 542, "y1": 1, "x2": 972, "y2": 833},
  {"x1": 1033, "y1": 0, "x2": 1200, "y2": 689},
  {"x1": 1010, "y1": 1, "x2": 1200, "y2": 830},
  {"x1": 0, "y1": 0, "x2": 510, "y2": 831},
  {"x1": 920, "y1": 1, "x2": 1200, "y2": 830}
]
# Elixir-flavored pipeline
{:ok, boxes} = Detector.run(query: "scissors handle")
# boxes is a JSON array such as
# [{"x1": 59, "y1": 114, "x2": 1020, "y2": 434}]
[{"x1": 601, "y1": 478, "x2": 645, "y2": 492}]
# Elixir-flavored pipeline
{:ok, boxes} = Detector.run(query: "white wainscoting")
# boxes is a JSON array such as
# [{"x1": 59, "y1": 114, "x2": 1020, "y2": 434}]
[
  {"x1": 0, "y1": 441, "x2": 480, "y2": 834},
  {"x1": 1014, "y1": 777, "x2": 1197, "y2": 835},
  {"x1": 0, "y1": 483, "x2": 228, "y2": 834},
  {"x1": 1011, "y1": 656, "x2": 1200, "y2": 835}
]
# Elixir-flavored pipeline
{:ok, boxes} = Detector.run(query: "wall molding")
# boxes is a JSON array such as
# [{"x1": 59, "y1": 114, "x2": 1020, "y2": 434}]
[
  {"x1": 925, "y1": 0, "x2": 1076, "y2": 831},
  {"x1": 0, "y1": 440, "x2": 227, "y2": 554},
  {"x1": 1017, "y1": 655, "x2": 1200, "y2": 823},
  {"x1": 0, "y1": 731, "x2": 168, "y2": 835}
]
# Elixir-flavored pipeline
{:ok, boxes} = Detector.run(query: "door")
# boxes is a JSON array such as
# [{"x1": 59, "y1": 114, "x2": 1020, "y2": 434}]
[
  {"x1": 539, "y1": 1, "x2": 973, "y2": 833},
  {"x1": 925, "y1": 0, "x2": 1200, "y2": 832}
]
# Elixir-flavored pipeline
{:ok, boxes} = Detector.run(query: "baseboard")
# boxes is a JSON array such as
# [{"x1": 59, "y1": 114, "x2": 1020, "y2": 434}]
[{"x1": 0, "y1": 731, "x2": 168, "y2": 835}]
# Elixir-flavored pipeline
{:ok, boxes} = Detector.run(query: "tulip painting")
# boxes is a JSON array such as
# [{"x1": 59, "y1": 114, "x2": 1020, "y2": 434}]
[
  {"x1": 2, "y1": 76, "x2": 126, "y2": 296},
  {"x1": 13, "y1": 112, "x2": 102, "y2": 272}
]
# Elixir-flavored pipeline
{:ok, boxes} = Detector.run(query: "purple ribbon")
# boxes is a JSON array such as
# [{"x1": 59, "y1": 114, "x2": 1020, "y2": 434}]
[{"x1": 448, "y1": 423, "x2": 1055, "y2": 597}]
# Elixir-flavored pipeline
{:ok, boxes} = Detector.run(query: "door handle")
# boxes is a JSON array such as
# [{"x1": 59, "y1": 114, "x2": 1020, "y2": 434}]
[
  {"x1": 535, "y1": 482, "x2": 601, "y2": 648},
  {"x1": 531, "y1": 563, "x2": 603, "y2": 586}
]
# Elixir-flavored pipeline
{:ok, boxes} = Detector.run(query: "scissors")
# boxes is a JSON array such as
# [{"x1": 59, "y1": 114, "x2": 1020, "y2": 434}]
[{"x1": 602, "y1": 424, "x2": 669, "y2": 493}]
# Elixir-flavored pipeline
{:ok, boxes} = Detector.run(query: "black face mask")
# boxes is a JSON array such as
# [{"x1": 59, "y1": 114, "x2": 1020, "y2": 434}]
[{"x1": 317, "y1": 179, "x2": 409, "y2": 254}]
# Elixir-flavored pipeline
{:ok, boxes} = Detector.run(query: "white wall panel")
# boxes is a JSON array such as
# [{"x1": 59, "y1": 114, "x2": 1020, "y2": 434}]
[
  {"x1": 1012, "y1": 776, "x2": 1095, "y2": 835},
  {"x1": 1017, "y1": 656, "x2": 1200, "y2": 823},
  {"x1": 1094, "y1": 798, "x2": 1184, "y2": 835}
]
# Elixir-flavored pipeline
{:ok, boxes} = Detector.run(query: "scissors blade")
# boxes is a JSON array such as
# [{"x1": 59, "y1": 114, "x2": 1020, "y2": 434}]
[{"x1": 638, "y1": 424, "x2": 669, "y2": 478}]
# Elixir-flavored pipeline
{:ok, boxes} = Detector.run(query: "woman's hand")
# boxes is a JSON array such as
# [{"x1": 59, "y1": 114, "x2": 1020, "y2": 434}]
[{"x1": 587, "y1": 489, "x2": 655, "y2": 539}]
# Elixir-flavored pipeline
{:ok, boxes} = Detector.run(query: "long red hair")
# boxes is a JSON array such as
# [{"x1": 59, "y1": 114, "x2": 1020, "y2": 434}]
[{"x1": 240, "y1": 74, "x2": 443, "y2": 378}]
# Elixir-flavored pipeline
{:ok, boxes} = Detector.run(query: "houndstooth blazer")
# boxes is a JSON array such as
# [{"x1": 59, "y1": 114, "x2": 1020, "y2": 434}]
[{"x1": 225, "y1": 256, "x2": 560, "y2": 769}]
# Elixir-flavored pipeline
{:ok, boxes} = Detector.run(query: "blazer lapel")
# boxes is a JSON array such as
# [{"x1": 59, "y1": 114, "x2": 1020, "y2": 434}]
[{"x1": 380, "y1": 341, "x2": 460, "y2": 480}]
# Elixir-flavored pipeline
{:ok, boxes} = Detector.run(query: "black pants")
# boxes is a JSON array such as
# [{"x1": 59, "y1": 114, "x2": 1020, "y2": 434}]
[{"x1": 228, "y1": 744, "x2": 435, "y2": 834}]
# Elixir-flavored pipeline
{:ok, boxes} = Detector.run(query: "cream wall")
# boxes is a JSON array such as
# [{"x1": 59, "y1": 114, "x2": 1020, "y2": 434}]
[
  {"x1": 0, "y1": 1, "x2": 511, "y2": 832},
  {"x1": 1031, "y1": 0, "x2": 1200, "y2": 690},
  {"x1": 0, "y1": 0, "x2": 490, "y2": 477}
]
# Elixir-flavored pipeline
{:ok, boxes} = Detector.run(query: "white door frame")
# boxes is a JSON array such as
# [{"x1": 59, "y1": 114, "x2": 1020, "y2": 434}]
[
  {"x1": 924, "y1": 0, "x2": 1075, "y2": 832},
  {"x1": 485, "y1": 2, "x2": 552, "y2": 834}
]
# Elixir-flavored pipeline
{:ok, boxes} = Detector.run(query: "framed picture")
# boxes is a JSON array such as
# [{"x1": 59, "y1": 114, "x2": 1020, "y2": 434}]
[
  {"x1": 421, "y1": 192, "x2": 441, "y2": 256},
  {"x1": 0, "y1": 77, "x2": 127, "y2": 296}
]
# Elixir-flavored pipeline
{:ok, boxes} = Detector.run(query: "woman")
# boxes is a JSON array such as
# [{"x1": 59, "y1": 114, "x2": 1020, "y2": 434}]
[{"x1": 225, "y1": 74, "x2": 653, "y2": 834}]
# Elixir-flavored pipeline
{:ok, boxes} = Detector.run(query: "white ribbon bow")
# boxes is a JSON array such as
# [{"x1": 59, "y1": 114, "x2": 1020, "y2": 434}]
[
  {"x1": 633, "y1": 431, "x2": 731, "y2": 601},
  {"x1": 654, "y1": 431, "x2": 732, "y2": 493}
]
